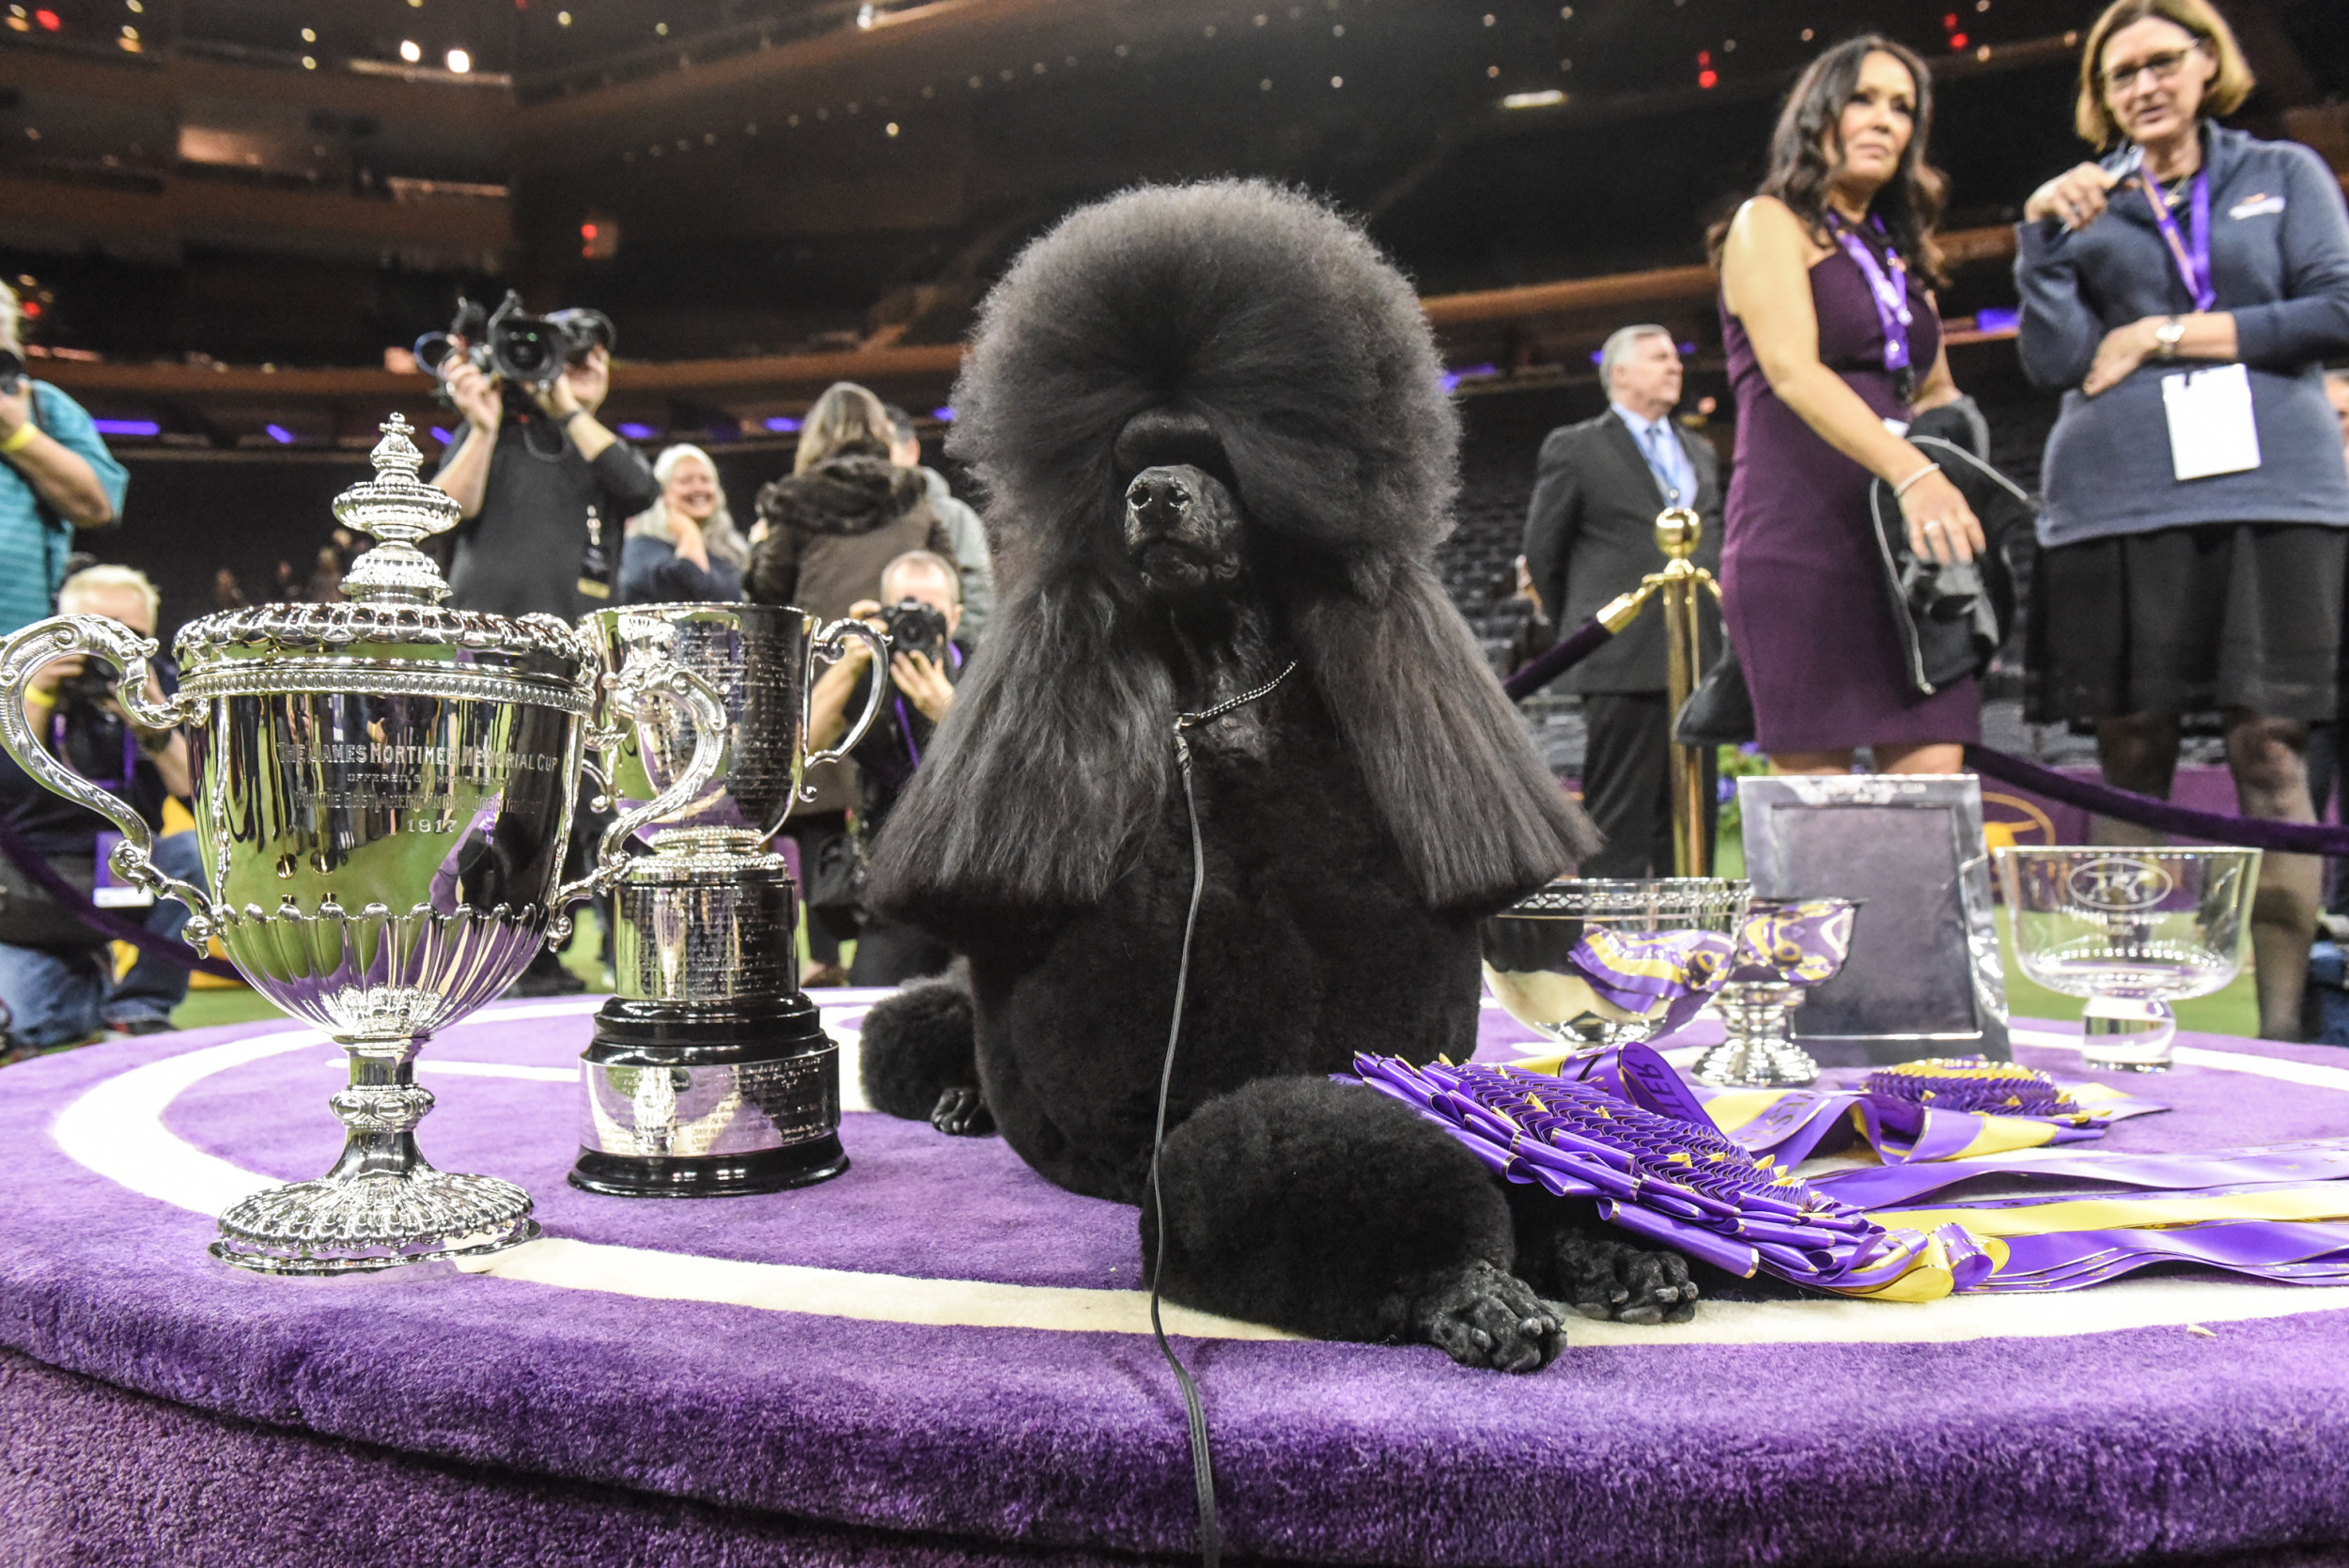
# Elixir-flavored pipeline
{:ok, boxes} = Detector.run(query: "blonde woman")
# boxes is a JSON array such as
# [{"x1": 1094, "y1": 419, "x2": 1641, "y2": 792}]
[
  {"x1": 2017, "y1": 0, "x2": 2349, "y2": 1038},
  {"x1": 620, "y1": 443, "x2": 747, "y2": 604}
]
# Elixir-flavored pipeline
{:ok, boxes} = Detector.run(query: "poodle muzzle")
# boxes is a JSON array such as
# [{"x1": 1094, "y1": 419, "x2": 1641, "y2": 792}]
[{"x1": 1123, "y1": 464, "x2": 1246, "y2": 598}]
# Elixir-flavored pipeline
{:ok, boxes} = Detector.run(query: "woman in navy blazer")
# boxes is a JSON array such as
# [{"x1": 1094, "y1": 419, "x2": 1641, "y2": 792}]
[{"x1": 2016, "y1": 0, "x2": 2349, "y2": 1039}]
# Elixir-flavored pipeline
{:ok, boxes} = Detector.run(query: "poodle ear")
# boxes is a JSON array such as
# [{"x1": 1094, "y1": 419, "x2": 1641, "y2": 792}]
[
  {"x1": 1288, "y1": 563, "x2": 1599, "y2": 910},
  {"x1": 864, "y1": 568, "x2": 1174, "y2": 922}
]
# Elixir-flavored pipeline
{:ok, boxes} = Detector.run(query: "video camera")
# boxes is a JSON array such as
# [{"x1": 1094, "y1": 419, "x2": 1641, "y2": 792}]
[
  {"x1": 413, "y1": 290, "x2": 615, "y2": 393},
  {"x1": 879, "y1": 598, "x2": 951, "y2": 660}
]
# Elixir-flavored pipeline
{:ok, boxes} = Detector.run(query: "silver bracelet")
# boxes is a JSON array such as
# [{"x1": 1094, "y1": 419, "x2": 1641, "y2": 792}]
[{"x1": 1892, "y1": 461, "x2": 1941, "y2": 499}]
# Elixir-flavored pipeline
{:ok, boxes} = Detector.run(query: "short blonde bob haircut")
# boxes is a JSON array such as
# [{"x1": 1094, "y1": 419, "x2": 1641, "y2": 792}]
[{"x1": 2075, "y1": 0, "x2": 2254, "y2": 148}]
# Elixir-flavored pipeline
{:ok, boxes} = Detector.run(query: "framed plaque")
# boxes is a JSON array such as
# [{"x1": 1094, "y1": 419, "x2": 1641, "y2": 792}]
[{"x1": 1735, "y1": 773, "x2": 2011, "y2": 1067}]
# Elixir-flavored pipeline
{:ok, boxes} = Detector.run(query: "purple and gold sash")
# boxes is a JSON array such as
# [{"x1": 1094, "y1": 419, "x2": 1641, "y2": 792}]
[{"x1": 1352, "y1": 1053, "x2": 2349, "y2": 1298}]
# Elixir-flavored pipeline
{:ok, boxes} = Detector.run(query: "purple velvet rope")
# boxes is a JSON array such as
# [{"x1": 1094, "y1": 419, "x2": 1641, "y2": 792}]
[
  {"x1": 1963, "y1": 744, "x2": 2349, "y2": 857},
  {"x1": 1501, "y1": 614, "x2": 1617, "y2": 701},
  {"x1": 0, "y1": 811, "x2": 238, "y2": 980}
]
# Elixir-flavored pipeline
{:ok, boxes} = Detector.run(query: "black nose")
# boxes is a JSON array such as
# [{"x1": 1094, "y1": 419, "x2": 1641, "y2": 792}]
[{"x1": 1126, "y1": 470, "x2": 1194, "y2": 526}]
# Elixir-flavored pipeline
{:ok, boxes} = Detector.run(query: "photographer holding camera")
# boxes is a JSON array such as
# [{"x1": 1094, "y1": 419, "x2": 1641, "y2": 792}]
[
  {"x1": 0, "y1": 567, "x2": 201, "y2": 1052},
  {"x1": 803, "y1": 549, "x2": 965, "y2": 986},
  {"x1": 429, "y1": 295, "x2": 659, "y2": 621},
  {"x1": 0, "y1": 282, "x2": 127, "y2": 640},
  {"x1": 429, "y1": 295, "x2": 657, "y2": 995}
]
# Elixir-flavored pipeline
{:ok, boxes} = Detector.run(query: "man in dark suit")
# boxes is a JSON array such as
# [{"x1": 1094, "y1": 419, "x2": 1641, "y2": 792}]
[{"x1": 1521, "y1": 324, "x2": 1723, "y2": 878}]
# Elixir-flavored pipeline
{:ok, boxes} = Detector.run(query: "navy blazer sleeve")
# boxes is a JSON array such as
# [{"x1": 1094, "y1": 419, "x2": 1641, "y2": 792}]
[
  {"x1": 2015, "y1": 221, "x2": 2105, "y2": 393},
  {"x1": 2231, "y1": 142, "x2": 2349, "y2": 370},
  {"x1": 1521, "y1": 427, "x2": 1582, "y2": 630}
]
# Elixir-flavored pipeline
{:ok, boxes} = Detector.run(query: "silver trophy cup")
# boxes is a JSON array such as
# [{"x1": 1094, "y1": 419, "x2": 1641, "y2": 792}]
[
  {"x1": 1997, "y1": 846, "x2": 2258, "y2": 1072},
  {"x1": 569, "y1": 601, "x2": 887, "y2": 1198},
  {"x1": 0, "y1": 418, "x2": 723, "y2": 1273},
  {"x1": 1694, "y1": 898, "x2": 1861, "y2": 1088},
  {"x1": 1480, "y1": 877, "x2": 1751, "y2": 1052}
]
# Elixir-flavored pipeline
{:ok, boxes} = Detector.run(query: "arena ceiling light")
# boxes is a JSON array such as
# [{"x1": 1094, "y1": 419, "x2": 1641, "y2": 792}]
[
  {"x1": 445, "y1": 47, "x2": 470, "y2": 72},
  {"x1": 397, "y1": 39, "x2": 420, "y2": 62},
  {"x1": 1501, "y1": 88, "x2": 1565, "y2": 108}
]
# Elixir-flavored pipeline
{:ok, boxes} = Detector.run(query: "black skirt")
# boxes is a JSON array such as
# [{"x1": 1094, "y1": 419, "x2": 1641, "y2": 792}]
[{"x1": 2027, "y1": 522, "x2": 2345, "y2": 722}]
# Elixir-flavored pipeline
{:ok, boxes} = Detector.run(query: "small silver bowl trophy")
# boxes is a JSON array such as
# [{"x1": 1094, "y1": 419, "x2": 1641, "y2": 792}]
[
  {"x1": 0, "y1": 418, "x2": 730, "y2": 1274},
  {"x1": 1693, "y1": 897, "x2": 1860, "y2": 1088},
  {"x1": 1997, "y1": 846, "x2": 2257, "y2": 1072},
  {"x1": 1481, "y1": 877, "x2": 1751, "y2": 1050},
  {"x1": 569, "y1": 602, "x2": 885, "y2": 1197}
]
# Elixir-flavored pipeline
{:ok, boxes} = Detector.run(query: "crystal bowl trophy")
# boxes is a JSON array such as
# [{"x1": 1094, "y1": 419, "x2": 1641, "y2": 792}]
[
  {"x1": 568, "y1": 601, "x2": 887, "y2": 1198},
  {"x1": 0, "y1": 418, "x2": 722, "y2": 1274},
  {"x1": 1480, "y1": 877, "x2": 1751, "y2": 1051},
  {"x1": 1694, "y1": 898, "x2": 1860, "y2": 1088},
  {"x1": 1996, "y1": 846, "x2": 2259, "y2": 1072}
]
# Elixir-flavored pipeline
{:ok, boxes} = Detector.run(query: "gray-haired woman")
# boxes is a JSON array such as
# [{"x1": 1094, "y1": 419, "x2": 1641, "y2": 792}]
[{"x1": 619, "y1": 443, "x2": 748, "y2": 604}]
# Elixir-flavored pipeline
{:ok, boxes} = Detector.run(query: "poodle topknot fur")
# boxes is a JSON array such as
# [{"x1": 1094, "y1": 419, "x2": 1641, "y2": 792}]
[{"x1": 860, "y1": 180, "x2": 1697, "y2": 1371}]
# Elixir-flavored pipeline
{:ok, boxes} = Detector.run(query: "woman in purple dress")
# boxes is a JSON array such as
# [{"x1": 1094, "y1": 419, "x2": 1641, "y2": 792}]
[{"x1": 1713, "y1": 36, "x2": 1984, "y2": 774}]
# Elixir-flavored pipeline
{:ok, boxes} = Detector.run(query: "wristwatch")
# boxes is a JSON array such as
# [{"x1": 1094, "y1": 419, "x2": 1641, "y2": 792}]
[{"x1": 2153, "y1": 316, "x2": 2186, "y2": 360}]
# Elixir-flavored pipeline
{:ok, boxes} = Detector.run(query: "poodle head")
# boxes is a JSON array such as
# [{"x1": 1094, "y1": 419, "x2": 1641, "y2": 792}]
[{"x1": 945, "y1": 179, "x2": 1458, "y2": 589}]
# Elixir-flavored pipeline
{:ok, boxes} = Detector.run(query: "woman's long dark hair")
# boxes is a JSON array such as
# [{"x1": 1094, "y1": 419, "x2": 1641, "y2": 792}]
[{"x1": 1708, "y1": 34, "x2": 1949, "y2": 287}]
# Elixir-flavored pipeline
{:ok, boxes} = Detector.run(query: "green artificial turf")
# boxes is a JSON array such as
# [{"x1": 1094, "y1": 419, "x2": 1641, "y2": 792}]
[{"x1": 168, "y1": 846, "x2": 2263, "y2": 1039}]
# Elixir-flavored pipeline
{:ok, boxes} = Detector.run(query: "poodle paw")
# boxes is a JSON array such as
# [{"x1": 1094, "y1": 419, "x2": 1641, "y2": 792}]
[
  {"x1": 1408, "y1": 1260, "x2": 1563, "y2": 1373},
  {"x1": 1555, "y1": 1234, "x2": 1699, "y2": 1326},
  {"x1": 930, "y1": 1086, "x2": 995, "y2": 1138}
]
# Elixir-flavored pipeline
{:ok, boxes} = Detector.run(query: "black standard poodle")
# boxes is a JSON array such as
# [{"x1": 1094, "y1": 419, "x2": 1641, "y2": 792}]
[{"x1": 858, "y1": 180, "x2": 1698, "y2": 1372}]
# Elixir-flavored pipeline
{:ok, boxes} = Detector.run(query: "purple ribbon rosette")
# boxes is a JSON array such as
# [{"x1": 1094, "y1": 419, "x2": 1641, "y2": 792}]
[
  {"x1": 1356, "y1": 1053, "x2": 2349, "y2": 1297},
  {"x1": 1352, "y1": 1053, "x2": 1989, "y2": 1301}
]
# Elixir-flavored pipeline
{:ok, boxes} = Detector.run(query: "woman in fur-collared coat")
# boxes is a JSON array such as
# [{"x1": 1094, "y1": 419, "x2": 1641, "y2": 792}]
[{"x1": 750, "y1": 380, "x2": 956, "y2": 972}]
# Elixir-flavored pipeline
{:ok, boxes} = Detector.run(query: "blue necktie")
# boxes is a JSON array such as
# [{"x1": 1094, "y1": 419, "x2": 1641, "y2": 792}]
[{"x1": 1639, "y1": 422, "x2": 1683, "y2": 506}]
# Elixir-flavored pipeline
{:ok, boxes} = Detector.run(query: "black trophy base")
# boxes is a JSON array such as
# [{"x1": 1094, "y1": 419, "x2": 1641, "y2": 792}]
[
  {"x1": 569, "y1": 990, "x2": 848, "y2": 1199},
  {"x1": 568, "y1": 1139, "x2": 849, "y2": 1200}
]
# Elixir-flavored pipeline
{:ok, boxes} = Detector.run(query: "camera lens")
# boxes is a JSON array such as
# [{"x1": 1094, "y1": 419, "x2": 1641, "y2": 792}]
[{"x1": 501, "y1": 328, "x2": 552, "y2": 378}]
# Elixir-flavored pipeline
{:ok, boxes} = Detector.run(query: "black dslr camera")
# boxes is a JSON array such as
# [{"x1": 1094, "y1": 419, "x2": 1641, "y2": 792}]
[
  {"x1": 414, "y1": 290, "x2": 615, "y2": 393},
  {"x1": 879, "y1": 598, "x2": 950, "y2": 660},
  {"x1": 0, "y1": 347, "x2": 23, "y2": 396},
  {"x1": 51, "y1": 660, "x2": 118, "y2": 717}
]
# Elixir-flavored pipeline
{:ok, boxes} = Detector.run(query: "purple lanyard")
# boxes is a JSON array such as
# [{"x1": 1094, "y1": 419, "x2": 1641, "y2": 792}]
[
  {"x1": 1828, "y1": 212, "x2": 1913, "y2": 378},
  {"x1": 54, "y1": 710, "x2": 137, "y2": 793},
  {"x1": 892, "y1": 640, "x2": 963, "y2": 768},
  {"x1": 2139, "y1": 167, "x2": 2216, "y2": 313}
]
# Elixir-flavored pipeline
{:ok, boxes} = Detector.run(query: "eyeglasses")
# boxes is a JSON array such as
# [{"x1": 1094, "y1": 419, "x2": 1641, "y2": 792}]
[{"x1": 2101, "y1": 41, "x2": 2204, "y2": 96}]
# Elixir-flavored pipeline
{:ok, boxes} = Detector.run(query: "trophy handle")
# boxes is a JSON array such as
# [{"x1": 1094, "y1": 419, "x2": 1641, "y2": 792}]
[
  {"x1": 549, "y1": 654, "x2": 728, "y2": 924},
  {"x1": 799, "y1": 617, "x2": 892, "y2": 799},
  {"x1": 0, "y1": 614, "x2": 217, "y2": 942}
]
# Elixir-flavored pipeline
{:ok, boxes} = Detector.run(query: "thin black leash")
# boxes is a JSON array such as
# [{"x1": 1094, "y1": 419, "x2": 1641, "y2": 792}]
[{"x1": 1148, "y1": 658, "x2": 1298, "y2": 1568}]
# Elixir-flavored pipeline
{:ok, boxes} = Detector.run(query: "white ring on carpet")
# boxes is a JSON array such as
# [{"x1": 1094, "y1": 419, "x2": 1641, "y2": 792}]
[{"x1": 46, "y1": 1004, "x2": 2349, "y2": 1348}]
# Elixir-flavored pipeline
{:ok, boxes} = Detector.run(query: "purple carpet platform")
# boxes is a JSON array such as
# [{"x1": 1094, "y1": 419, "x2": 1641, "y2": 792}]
[{"x1": 5, "y1": 993, "x2": 2349, "y2": 1568}]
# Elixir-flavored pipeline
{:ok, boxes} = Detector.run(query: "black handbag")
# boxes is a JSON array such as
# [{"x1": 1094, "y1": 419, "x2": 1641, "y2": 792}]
[
  {"x1": 1865, "y1": 433, "x2": 2035, "y2": 697},
  {"x1": 0, "y1": 845, "x2": 109, "y2": 949},
  {"x1": 1674, "y1": 639, "x2": 1757, "y2": 747},
  {"x1": 802, "y1": 819, "x2": 868, "y2": 924}
]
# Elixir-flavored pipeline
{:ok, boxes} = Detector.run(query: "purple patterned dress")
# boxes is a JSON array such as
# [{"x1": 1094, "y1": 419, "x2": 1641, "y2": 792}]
[{"x1": 1719, "y1": 248, "x2": 1980, "y2": 754}]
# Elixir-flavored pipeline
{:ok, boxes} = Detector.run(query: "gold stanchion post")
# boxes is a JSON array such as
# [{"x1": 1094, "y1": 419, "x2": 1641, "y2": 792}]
[{"x1": 1653, "y1": 506, "x2": 1713, "y2": 877}]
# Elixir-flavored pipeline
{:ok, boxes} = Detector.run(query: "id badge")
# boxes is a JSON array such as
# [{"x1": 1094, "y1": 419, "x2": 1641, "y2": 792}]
[
  {"x1": 92, "y1": 831, "x2": 155, "y2": 909},
  {"x1": 2160, "y1": 362, "x2": 2262, "y2": 482}
]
